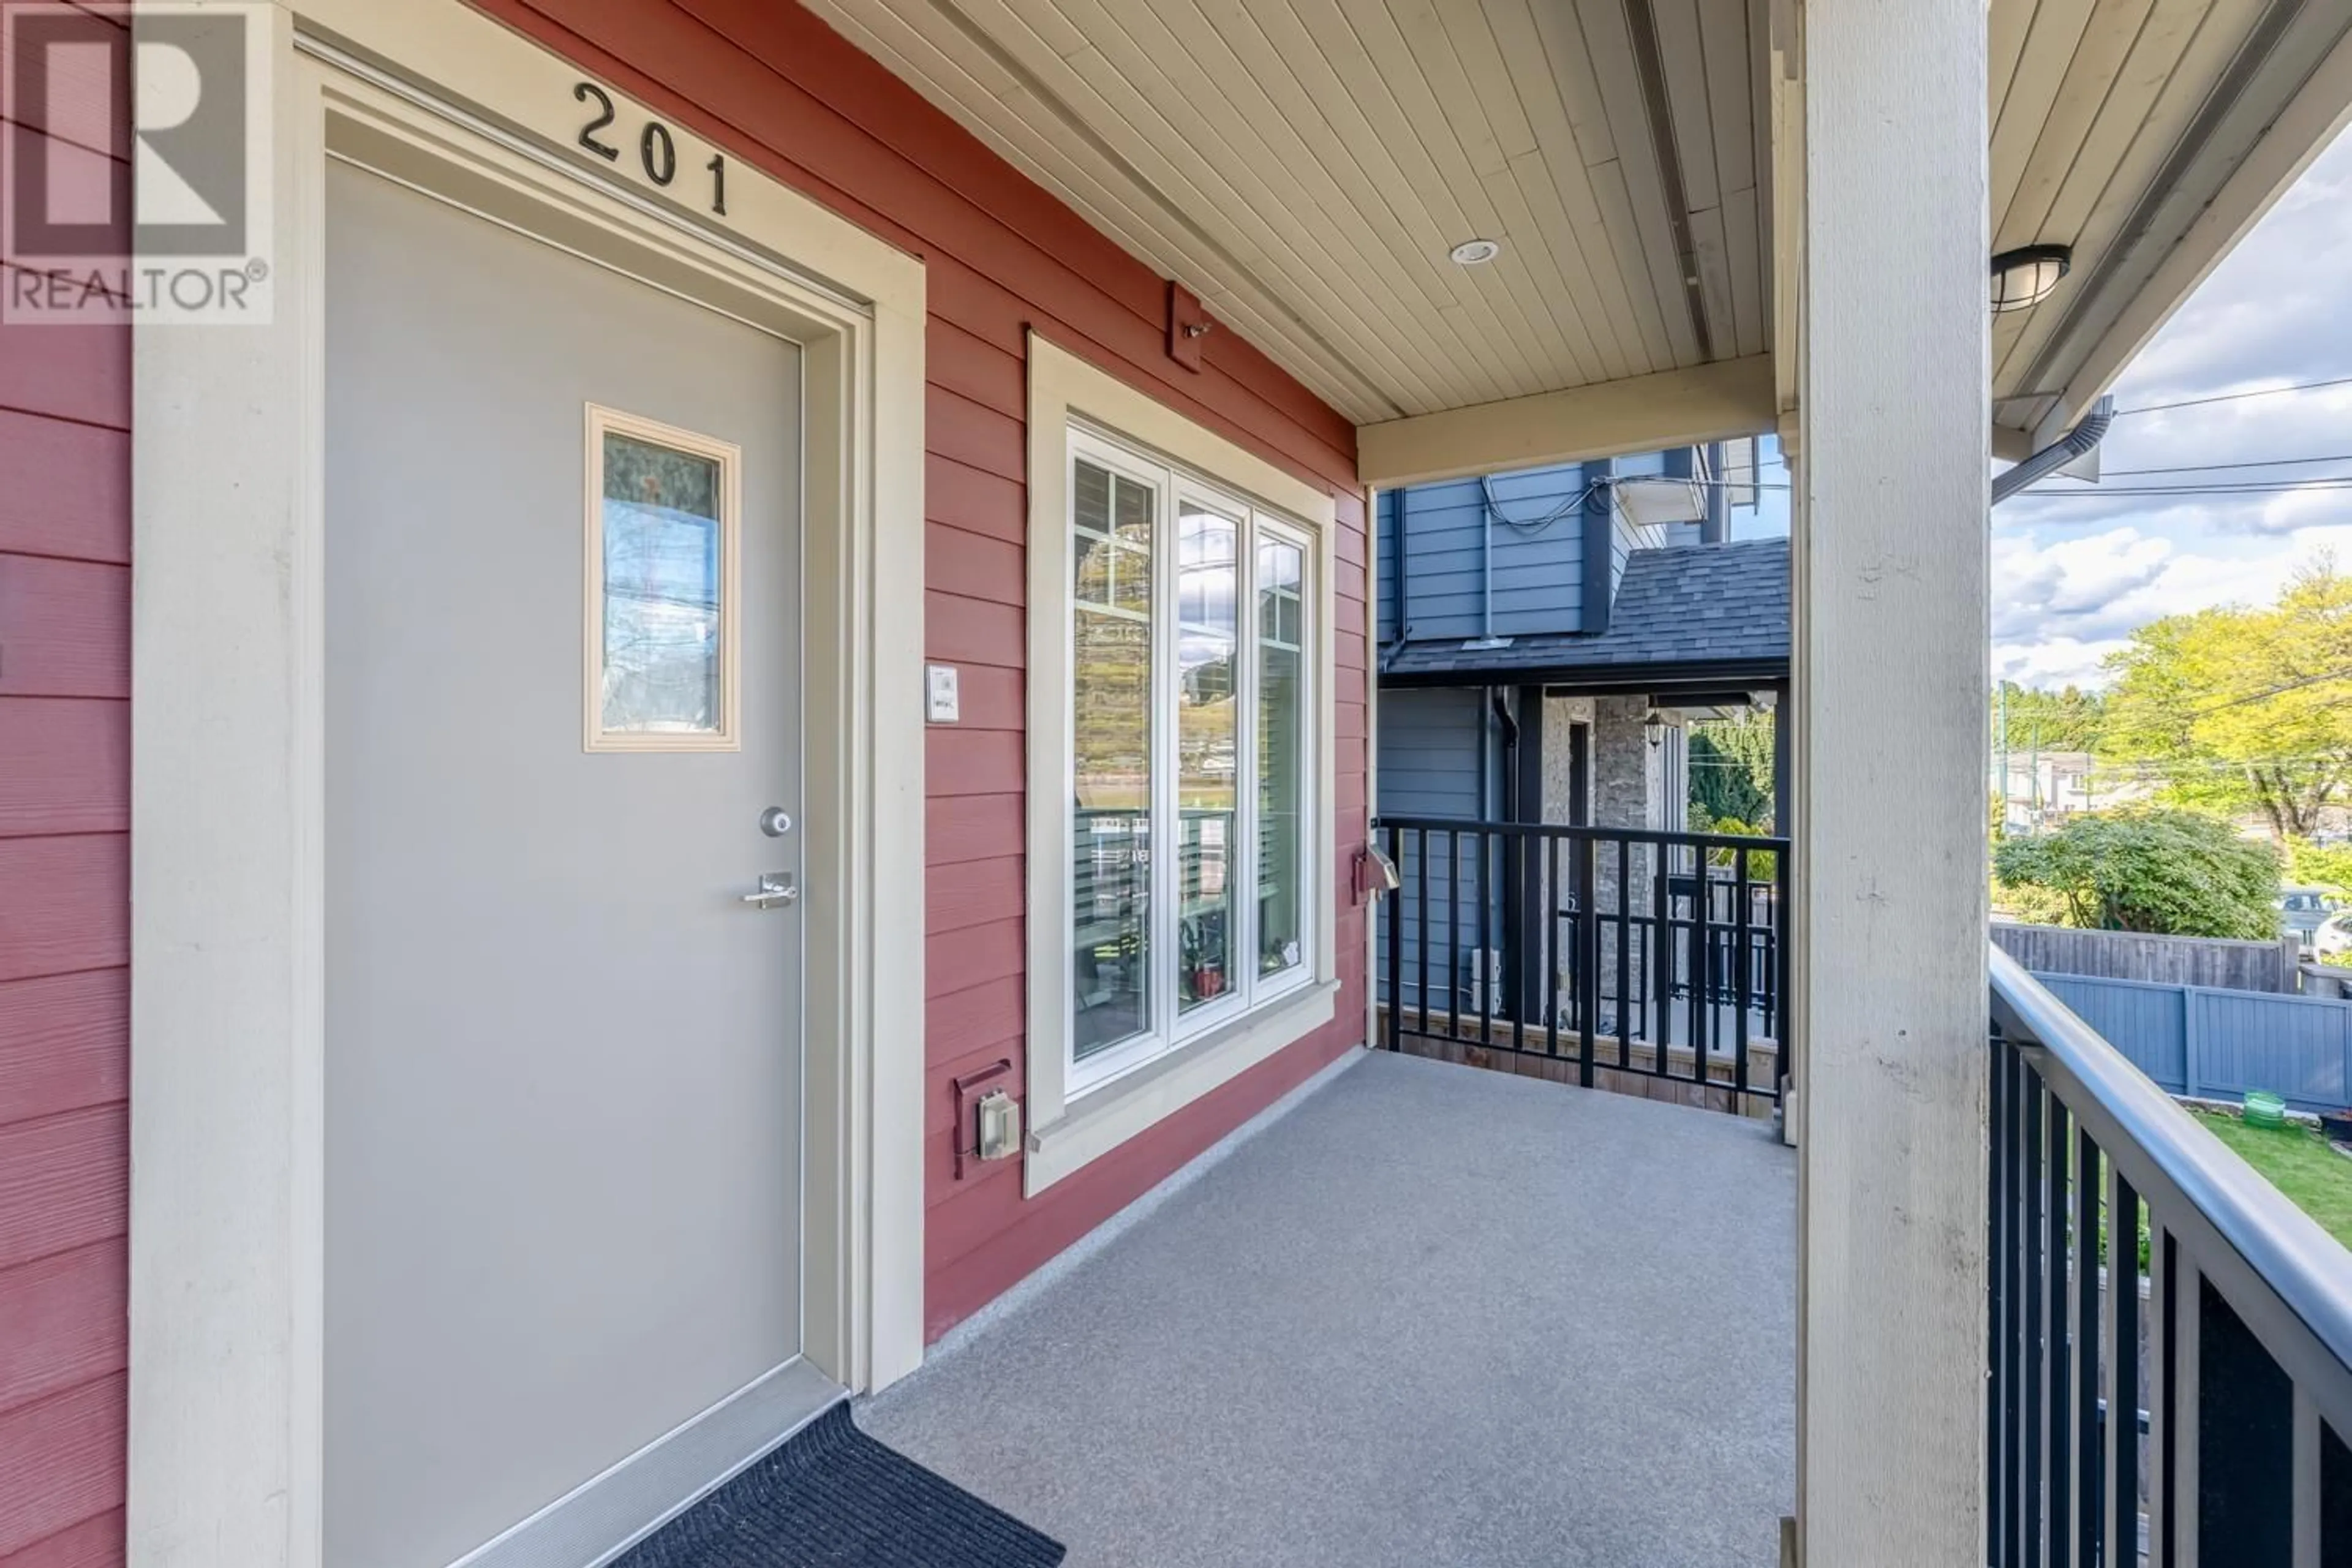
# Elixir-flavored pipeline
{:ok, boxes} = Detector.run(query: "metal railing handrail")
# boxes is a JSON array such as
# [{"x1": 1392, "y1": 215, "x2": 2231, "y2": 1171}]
[
  {"x1": 1374, "y1": 812, "x2": 1791, "y2": 857},
  {"x1": 1990, "y1": 942, "x2": 2352, "y2": 1415}
]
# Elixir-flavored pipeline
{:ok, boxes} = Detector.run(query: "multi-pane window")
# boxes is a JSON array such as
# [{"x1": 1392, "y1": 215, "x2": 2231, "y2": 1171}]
[{"x1": 1068, "y1": 426, "x2": 1315, "y2": 1095}]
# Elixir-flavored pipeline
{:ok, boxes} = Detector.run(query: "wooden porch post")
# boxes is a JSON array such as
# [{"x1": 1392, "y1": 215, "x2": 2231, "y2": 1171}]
[{"x1": 1788, "y1": 0, "x2": 1989, "y2": 1562}]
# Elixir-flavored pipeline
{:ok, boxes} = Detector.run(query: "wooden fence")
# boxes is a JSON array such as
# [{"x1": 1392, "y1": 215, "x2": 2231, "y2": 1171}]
[{"x1": 1991, "y1": 921, "x2": 2302, "y2": 995}]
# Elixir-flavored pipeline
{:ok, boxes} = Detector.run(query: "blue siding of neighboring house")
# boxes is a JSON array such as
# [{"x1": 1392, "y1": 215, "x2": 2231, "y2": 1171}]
[
  {"x1": 1378, "y1": 464, "x2": 1593, "y2": 645},
  {"x1": 1374, "y1": 453, "x2": 1711, "y2": 649},
  {"x1": 1376, "y1": 688, "x2": 1494, "y2": 1014}
]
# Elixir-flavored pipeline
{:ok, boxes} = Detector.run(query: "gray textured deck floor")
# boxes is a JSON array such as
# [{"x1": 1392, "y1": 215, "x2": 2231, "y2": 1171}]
[{"x1": 861, "y1": 1050, "x2": 1795, "y2": 1568}]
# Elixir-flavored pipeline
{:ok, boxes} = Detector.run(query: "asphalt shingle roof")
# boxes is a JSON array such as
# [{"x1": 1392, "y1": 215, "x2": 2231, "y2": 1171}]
[{"x1": 1381, "y1": 536, "x2": 1789, "y2": 684}]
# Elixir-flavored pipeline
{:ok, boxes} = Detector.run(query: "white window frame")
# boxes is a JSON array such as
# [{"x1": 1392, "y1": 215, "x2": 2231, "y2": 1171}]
[
  {"x1": 1025, "y1": 334, "x2": 1340, "y2": 1195},
  {"x1": 582, "y1": 403, "x2": 744, "y2": 752},
  {"x1": 1061, "y1": 430, "x2": 1319, "y2": 1101}
]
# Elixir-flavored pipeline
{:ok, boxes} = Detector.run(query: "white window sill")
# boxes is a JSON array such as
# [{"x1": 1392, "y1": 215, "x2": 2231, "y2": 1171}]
[{"x1": 1024, "y1": 980, "x2": 1339, "y2": 1196}]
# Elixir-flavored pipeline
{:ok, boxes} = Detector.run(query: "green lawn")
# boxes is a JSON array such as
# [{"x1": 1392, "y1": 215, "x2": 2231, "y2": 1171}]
[{"x1": 2191, "y1": 1109, "x2": 2352, "y2": 1251}]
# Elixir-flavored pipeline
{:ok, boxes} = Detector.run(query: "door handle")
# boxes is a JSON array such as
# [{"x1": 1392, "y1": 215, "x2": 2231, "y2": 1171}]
[{"x1": 741, "y1": 872, "x2": 799, "y2": 910}]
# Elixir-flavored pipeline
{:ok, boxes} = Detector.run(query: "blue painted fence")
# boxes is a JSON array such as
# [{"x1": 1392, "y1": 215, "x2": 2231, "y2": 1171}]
[{"x1": 2034, "y1": 971, "x2": 2352, "y2": 1114}]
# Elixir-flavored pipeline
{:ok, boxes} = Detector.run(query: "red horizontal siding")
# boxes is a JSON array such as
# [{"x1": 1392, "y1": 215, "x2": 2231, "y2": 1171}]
[
  {"x1": 0, "y1": 81, "x2": 134, "y2": 1568},
  {"x1": 0, "y1": 557, "x2": 129, "y2": 699},
  {"x1": 0, "y1": 1374, "x2": 124, "y2": 1561},
  {"x1": 0, "y1": 9, "x2": 126, "y2": 160},
  {"x1": 925, "y1": 317, "x2": 1023, "y2": 418},
  {"x1": 924, "y1": 386, "x2": 1022, "y2": 483},
  {"x1": 924, "y1": 522, "x2": 1022, "y2": 609},
  {"x1": 925, "y1": 974, "x2": 1024, "y2": 1065},
  {"x1": 925, "y1": 855, "x2": 1023, "y2": 937},
  {"x1": 923, "y1": 728, "x2": 1022, "y2": 797},
  {"x1": 0, "y1": 1107, "x2": 127, "y2": 1275},
  {"x1": 924, "y1": 918, "x2": 1023, "y2": 1000},
  {"x1": 0, "y1": 835, "x2": 126, "y2": 984},
  {"x1": 0, "y1": 702, "x2": 126, "y2": 839},
  {"x1": 925, "y1": 793, "x2": 1022, "y2": 866},
  {"x1": 924, "y1": 589, "x2": 1022, "y2": 670},
  {"x1": 0, "y1": 1241, "x2": 125, "y2": 1416},
  {"x1": 0, "y1": 413, "x2": 128, "y2": 564},
  {"x1": 0, "y1": 970, "x2": 127, "y2": 1126},
  {"x1": 0, "y1": 1508, "x2": 122, "y2": 1568},
  {"x1": 0, "y1": 301, "x2": 127, "y2": 430},
  {"x1": 925, "y1": 453, "x2": 1022, "y2": 545}
]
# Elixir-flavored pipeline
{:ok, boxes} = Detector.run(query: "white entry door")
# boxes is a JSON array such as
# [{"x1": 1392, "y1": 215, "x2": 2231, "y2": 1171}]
[{"x1": 323, "y1": 158, "x2": 815, "y2": 1568}]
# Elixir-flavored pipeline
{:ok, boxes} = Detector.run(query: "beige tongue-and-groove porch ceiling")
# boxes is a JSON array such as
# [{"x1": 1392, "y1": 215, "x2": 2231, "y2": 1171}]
[{"x1": 807, "y1": 0, "x2": 2352, "y2": 478}]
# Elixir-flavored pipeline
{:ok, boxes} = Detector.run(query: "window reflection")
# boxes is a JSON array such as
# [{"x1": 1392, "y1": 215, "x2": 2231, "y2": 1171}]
[
  {"x1": 1073, "y1": 459, "x2": 1153, "y2": 1058},
  {"x1": 600, "y1": 431, "x2": 722, "y2": 734},
  {"x1": 1178, "y1": 502, "x2": 1238, "y2": 1010},
  {"x1": 1257, "y1": 538, "x2": 1305, "y2": 976}
]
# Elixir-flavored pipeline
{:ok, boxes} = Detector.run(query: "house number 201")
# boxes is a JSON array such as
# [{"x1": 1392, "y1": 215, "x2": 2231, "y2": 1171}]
[{"x1": 573, "y1": 83, "x2": 728, "y2": 217}]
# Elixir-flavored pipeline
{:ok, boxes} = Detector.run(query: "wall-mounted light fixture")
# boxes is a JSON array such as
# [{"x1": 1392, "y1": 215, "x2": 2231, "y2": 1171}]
[
  {"x1": 1990, "y1": 245, "x2": 2071, "y2": 313},
  {"x1": 1644, "y1": 709, "x2": 1666, "y2": 748}
]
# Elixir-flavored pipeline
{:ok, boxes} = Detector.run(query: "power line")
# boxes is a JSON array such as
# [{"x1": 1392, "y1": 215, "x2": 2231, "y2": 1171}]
[
  {"x1": 2110, "y1": 376, "x2": 2352, "y2": 417},
  {"x1": 2183, "y1": 664, "x2": 2352, "y2": 716},
  {"x1": 2012, "y1": 476, "x2": 2352, "y2": 498},
  {"x1": 2097, "y1": 451, "x2": 2352, "y2": 477}
]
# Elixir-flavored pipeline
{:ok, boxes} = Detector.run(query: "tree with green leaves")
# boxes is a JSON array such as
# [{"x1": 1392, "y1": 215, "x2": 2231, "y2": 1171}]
[
  {"x1": 1991, "y1": 809, "x2": 2281, "y2": 938},
  {"x1": 2097, "y1": 558, "x2": 2352, "y2": 838},
  {"x1": 1689, "y1": 711, "x2": 1775, "y2": 830},
  {"x1": 1991, "y1": 681, "x2": 2106, "y2": 752},
  {"x1": 2287, "y1": 837, "x2": 2352, "y2": 892}
]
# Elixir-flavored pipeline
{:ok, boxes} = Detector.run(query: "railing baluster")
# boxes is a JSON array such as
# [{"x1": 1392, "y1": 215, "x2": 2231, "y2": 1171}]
[
  {"x1": 1447, "y1": 828, "x2": 1461, "y2": 1042},
  {"x1": 2291, "y1": 1389, "x2": 2320, "y2": 1568},
  {"x1": 1415, "y1": 827, "x2": 1430, "y2": 1039},
  {"x1": 2025, "y1": 1069, "x2": 2046, "y2": 1568},
  {"x1": 1691, "y1": 845, "x2": 1712, "y2": 1091},
  {"x1": 1577, "y1": 835, "x2": 1596, "y2": 1088},
  {"x1": 1733, "y1": 847, "x2": 1752, "y2": 1107},
  {"x1": 1991, "y1": 1034, "x2": 2014, "y2": 1566},
  {"x1": 2073, "y1": 1121, "x2": 2098, "y2": 1568},
  {"x1": 2049, "y1": 1095, "x2": 2073, "y2": 1562},
  {"x1": 2172, "y1": 1245, "x2": 2199, "y2": 1568},
  {"x1": 2105, "y1": 1164, "x2": 2141, "y2": 1568},
  {"x1": 1477, "y1": 827, "x2": 1493, "y2": 1047},
  {"x1": 1653, "y1": 843, "x2": 1672, "y2": 1068},
  {"x1": 1545, "y1": 834, "x2": 1560, "y2": 1060},
  {"x1": 1616, "y1": 839, "x2": 1631, "y2": 1071},
  {"x1": 2149, "y1": 1224, "x2": 2172, "y2": 1567}
]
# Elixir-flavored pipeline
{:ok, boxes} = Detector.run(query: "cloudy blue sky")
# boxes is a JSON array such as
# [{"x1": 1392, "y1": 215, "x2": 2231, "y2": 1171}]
[
  {"x1": 1723, "y1": 126, "x2": 2352, "y2": 691},
  {"x1": 1989, "y1": 124, "x2": 2352, "y2": 691}
]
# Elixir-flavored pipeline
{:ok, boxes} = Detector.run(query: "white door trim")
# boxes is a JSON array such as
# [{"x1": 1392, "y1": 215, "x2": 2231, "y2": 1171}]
[{"x1": 127, "y1": 6, "x2": 927, "y2": 1566}]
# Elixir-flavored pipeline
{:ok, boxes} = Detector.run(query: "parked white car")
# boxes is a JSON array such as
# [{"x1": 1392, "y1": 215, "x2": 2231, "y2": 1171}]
[{"x1": 2314, "y1": 911, "x2": 2352, "y2": 962}]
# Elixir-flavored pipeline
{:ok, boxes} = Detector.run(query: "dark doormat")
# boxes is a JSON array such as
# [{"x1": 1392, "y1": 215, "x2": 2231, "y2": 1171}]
[{"x1": 611, "y1": 1402, "x2": 1066, "y2": 1568}]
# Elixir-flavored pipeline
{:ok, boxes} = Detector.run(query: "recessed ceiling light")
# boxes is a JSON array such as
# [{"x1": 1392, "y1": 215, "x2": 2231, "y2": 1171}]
[{"x1": 1449, "y1": 238, "x2": 1502, "y2": 266}]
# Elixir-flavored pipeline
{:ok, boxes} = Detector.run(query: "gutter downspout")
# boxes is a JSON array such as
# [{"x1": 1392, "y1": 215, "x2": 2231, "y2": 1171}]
[{"x1": 1991, "y1": 396, "x2": 2114, "y2": 505}]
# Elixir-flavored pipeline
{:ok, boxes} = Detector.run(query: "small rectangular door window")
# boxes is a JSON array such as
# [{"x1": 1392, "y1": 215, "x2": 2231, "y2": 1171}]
[{"x1": 586, "y1": 405, "x2": 741, "y2": 750}]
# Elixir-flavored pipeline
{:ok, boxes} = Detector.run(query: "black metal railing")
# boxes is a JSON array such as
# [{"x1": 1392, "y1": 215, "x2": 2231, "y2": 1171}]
[
  {"x1": 1989, "y1": 946, "x2": 2352, "y2": 1566},
  {"x1": 1373, "y1": 816, "x2": 1790, "y2": 1106}
]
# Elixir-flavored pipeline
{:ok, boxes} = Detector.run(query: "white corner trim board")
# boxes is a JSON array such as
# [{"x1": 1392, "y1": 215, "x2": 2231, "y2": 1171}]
[
  {"x1": 1021, "y1": 331, "x2": 1342, "y2": 1195},
  {"x1": 127, "y1": 6, "x2": 927, "y2": 1567}
]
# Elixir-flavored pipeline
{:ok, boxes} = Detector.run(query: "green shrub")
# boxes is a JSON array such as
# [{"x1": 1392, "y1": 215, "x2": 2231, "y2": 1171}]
[{"x1": 1991, "y1": 810, "x2": 2280, "y2": 939}]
